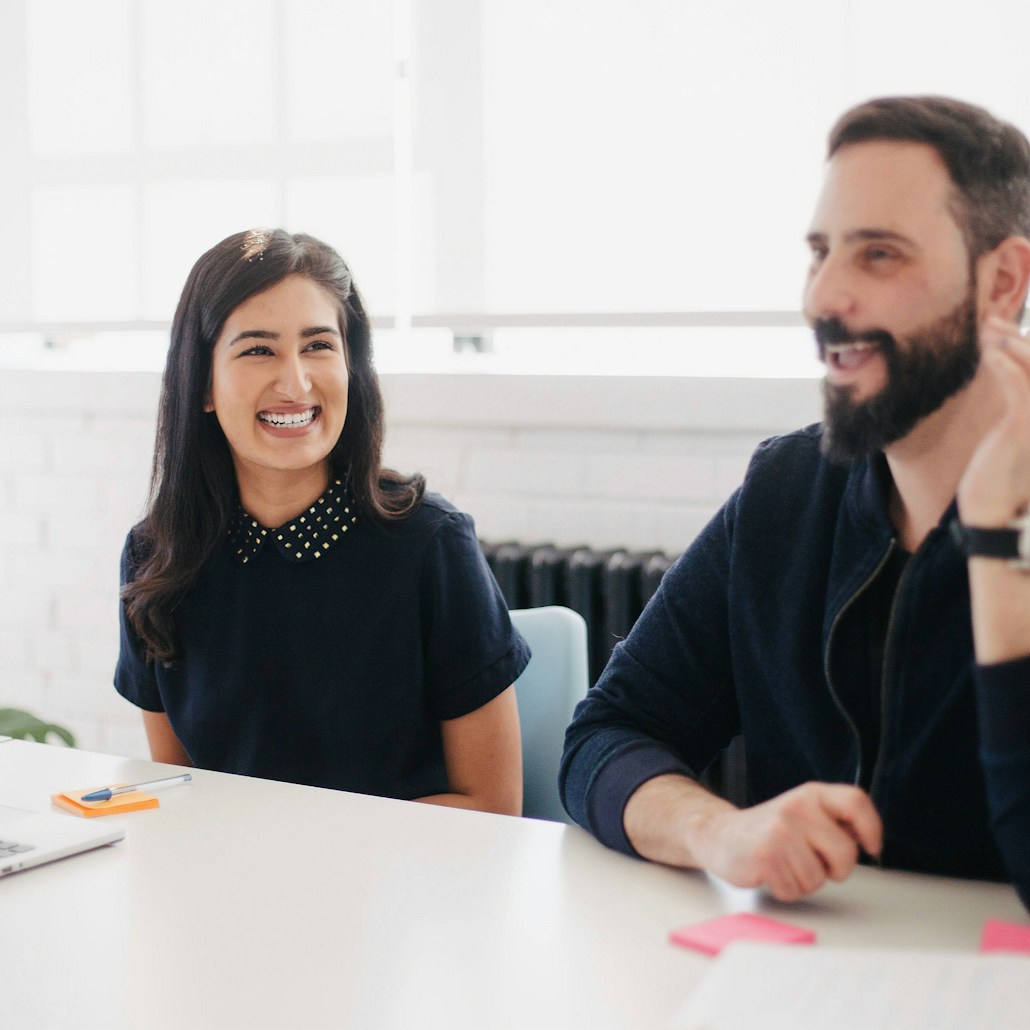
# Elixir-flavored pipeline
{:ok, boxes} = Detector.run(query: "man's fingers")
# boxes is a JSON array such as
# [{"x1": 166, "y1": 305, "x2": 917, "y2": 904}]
[
  {"x1": 709, "y1": 783, "x2": 882, "y2": 900},
  {"x1": 789, "y1": 844, "x2": 832, "y2": 897},
  {"x1": 816, "y1": 784, "x2": 883, "y2": 857},
  {"x1": 983, "y1": 317, "x2": 1030, "y2": 358},
  {"x1": 767, "y1": 853, "x2": 816, "y2": 903},
  {"x1": 983, "y1": 318, "x2": 1030, "y2": 394},
  {"x1": 809, "y1": 822, "x2": 861, "y2": 882},
  {"x1": 986, "y1": 343, "x2": 1030, "y2": 415}
]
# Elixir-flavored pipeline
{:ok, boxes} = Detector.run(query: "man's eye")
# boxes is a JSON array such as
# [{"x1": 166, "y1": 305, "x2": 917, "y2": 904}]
[{"x1": 865, "y1": 247, "x2": 897, "y2": 263}]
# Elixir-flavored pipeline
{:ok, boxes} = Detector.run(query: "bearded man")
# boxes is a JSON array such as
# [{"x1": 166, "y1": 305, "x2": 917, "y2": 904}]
[{"x1": 560, "y1": 96, "x2": 1030, "y2": 910}]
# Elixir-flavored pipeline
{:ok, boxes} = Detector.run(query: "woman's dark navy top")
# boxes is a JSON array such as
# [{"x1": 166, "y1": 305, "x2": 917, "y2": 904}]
[{"x1": 115, "y1": 485, "x2": 529, "y2": 801}]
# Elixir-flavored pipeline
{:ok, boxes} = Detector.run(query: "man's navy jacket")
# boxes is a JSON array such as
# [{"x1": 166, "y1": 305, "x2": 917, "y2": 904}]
[{"x1": 561, "y1": 425, "x2": 1030, "y2": 909}]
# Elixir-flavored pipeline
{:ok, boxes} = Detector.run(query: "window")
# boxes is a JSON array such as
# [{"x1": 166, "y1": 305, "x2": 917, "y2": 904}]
[
  {"x1": 3, "y1": 0, "x2": 395, "y2": 329},
  {"x1": 3, "y1": 0, "x2": 1029, "y2": 375}
]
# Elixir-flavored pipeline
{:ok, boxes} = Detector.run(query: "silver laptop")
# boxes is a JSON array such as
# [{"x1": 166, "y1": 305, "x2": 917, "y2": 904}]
[{"x1": 0, "y1": 802, "x2": 124, "y2": 877}]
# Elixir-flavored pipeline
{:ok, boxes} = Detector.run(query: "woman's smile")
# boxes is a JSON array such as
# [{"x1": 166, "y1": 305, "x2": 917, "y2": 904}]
[
  {"x1": 205, "y1": 274, "x2": 350, "y2": 498},
  {"x1": 257, "y1": 405, "x2": 321, "y2": 432}
]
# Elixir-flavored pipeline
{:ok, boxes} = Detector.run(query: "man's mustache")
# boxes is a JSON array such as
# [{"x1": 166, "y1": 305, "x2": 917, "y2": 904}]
[{"x1": 813, "y1": 318, "x2": 897, "y2": 357}]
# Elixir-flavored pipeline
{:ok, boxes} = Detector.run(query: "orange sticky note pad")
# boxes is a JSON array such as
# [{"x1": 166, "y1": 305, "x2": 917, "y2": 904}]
[
  {"x1": 980, "y1": 918, "x2": 1030, "y2": 955},
  {"x1": 51, "y1": 787, "x2": 159, "y2": 818}
]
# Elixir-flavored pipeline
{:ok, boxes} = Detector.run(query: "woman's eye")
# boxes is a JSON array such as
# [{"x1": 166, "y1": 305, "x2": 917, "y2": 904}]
[
  {"x1": 240, "y1": 344, "x2": 273, "y2": 357},
  {"x1": 304, "y1": 340, "x2": 334, "y2": 352}
]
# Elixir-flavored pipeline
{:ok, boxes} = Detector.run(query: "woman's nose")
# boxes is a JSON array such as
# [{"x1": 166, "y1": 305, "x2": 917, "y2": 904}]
[{"x1": 276, "y1": 353, "x2": 311, "y2": 397}]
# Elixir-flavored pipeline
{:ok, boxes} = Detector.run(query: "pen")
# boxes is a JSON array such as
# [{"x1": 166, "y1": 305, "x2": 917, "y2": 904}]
[{"x1": 81, "y1": 773, "x2": 192, "y2": 802}]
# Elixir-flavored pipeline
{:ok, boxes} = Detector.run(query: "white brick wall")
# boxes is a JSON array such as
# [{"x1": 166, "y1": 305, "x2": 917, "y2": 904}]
[
  {"x1": 0, "y1": 370, "x2": 158, "y2": 757},
  {"x1": 0, "y1": 367, "x2": 821, "y2": 758}
]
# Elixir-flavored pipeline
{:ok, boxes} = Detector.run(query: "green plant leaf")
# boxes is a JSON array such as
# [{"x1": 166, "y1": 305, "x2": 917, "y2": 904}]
[{"x1": 0, "y1": 708, "x2": 76, "y2": 747}]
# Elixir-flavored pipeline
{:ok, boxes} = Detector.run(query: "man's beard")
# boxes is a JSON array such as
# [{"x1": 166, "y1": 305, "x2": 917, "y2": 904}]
[{"x1": 815, "y1": 290, "x2": 980, "y2": 465}]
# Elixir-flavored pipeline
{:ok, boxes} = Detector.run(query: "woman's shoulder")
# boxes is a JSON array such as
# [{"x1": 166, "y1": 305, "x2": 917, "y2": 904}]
[
  {"x1": 121, "y1": 520, "x2": 154, "y2": 577},
  {"x1": 383, "y1": 491, "x2": 472, "y2": 537},
  {"x1": 359, "y1": 491, "x2": 484, "y2": 563},
  {"x1": 415, "y1": 490, "x2": 462, "y2": 519}
]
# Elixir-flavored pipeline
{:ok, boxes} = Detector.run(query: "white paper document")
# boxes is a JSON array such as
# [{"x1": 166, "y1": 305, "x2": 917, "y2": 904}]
[{"x1": 671, "y1": 941, "x2": 1030, "y2": 1029}]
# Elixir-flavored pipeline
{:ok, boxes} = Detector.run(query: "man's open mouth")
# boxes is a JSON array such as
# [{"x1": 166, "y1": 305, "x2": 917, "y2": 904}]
[{"x1": 824, "y1": 341, "x2": 878, "y2": 370}]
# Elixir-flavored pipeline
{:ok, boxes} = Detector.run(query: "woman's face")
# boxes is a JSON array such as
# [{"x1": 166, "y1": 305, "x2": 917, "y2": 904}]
[{"x1": 205, "y1": 274, "x2": 349, "y2": 492}]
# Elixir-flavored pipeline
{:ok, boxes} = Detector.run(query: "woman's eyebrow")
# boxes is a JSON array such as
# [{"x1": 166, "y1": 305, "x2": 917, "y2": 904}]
[
  {"x1": 228, "y1": 329, "x2": 278, "y2": 347},
  {"x1": 227, "y1": 326, "x2": 340, "y2": 346}
]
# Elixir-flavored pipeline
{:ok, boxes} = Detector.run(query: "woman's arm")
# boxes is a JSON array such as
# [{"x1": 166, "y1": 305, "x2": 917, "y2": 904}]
[
  {"x1": 142, "y1": 710, "x2": 194, "y2": 767},
  {"x1": 417, "y1": 686, "x2": 522, "y2": 816}
]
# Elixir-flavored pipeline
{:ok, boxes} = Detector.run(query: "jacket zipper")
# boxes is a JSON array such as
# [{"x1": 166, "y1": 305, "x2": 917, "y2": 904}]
[
  {"x1": 865, "y1": 549, "x2": 917, "y2": 866},
  {"x1": 822, "y1": 538, "x2": 897, "y2": 806}
]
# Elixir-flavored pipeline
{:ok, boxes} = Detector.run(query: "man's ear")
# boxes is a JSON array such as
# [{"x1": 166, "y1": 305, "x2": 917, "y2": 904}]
[{"x1": 977, "y1": 235, "x2": 1030, "y2": 321}]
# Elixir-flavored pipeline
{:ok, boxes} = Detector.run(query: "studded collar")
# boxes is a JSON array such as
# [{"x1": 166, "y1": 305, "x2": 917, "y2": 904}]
[{"x1": 228, "y1": 479, "x2": 358, "y2": 565}]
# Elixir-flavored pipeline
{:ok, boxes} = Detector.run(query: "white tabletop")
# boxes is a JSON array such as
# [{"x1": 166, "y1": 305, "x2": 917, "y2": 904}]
[{"x1": 1, "y1": 739, "x2": 1024, "y2": 1030}]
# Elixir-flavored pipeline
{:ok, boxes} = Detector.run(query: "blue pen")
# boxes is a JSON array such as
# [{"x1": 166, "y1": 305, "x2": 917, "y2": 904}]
[{"x1": 81, "y1": 773, "x2": 192, "y2": 802}]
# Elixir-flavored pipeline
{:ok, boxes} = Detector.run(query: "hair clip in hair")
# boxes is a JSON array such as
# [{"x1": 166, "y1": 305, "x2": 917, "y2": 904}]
[{"x1": 241, "y1": 228, "x2": 272, "y2": 262}]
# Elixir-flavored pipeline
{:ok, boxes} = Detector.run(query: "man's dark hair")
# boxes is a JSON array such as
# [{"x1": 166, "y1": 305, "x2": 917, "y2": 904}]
[{"x1": 828, "y1": 96, "x2": 1030, "y2": 259}]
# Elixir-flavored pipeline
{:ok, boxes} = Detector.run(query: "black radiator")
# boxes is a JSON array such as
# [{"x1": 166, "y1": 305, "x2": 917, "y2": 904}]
[
  {"x1": 480, "y1": 541, "x2": 676, "y2": 683},
  {"x1": 481, "y1": 539, "x2": 748, "y2": 806}
]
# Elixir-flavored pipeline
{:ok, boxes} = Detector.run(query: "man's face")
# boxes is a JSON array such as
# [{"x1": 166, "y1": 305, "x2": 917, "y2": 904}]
[{"x1": 802, "y1": 140, "x2": 981, "y2": 463}]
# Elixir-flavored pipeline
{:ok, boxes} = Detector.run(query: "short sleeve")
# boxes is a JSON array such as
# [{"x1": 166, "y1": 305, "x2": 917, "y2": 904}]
[
  {"x1": 113, "y1": 530, "x2": 165, "y2": 713},
  {"x1": 420, "y1": 512, "x2": 530, "y2": 720}
]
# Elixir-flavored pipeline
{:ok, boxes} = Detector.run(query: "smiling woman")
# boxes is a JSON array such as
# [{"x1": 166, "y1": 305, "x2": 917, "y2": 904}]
[
  {"x1": 115, "y1": 229, "x2": 529, "y2": 816},
  {"x1": 205, "y1": 274, "x2": 352, "y2": 528}
]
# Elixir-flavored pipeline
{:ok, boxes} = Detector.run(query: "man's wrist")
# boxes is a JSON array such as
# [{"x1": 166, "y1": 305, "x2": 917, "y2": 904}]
[
  {"x1": 623, "y1": 773, "x2": 734, "y2": 869},
  {"x1": 951, "y1": 513, "x2": 1030, "y2": 570}
]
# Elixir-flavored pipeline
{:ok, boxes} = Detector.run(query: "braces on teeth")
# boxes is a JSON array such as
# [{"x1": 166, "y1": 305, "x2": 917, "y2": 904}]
[{"x1": 260, "y1": 410, "x2": 316, "y2": 426}]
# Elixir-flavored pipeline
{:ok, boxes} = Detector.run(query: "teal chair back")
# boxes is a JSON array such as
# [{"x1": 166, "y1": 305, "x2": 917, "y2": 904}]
[{"x1": 509, "y1": 606, "x2": 590, "y2": 823}]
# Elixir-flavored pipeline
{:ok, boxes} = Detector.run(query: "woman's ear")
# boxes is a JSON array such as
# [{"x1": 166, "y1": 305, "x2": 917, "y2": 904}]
[
  {"x1": 203, "y1": 392, "x2": 214, "y2": 413},
  {"x1": 977, "y1": 235, "x2": 1030, "y2": 321}
]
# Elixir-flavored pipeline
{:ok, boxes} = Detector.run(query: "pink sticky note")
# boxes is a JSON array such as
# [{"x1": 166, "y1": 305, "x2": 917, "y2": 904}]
[
  {"x1": 669, "y1": 912, "x2": 816, "y2": 956},
  {"x1": 980, "y1": 918, "x2": 1030, "y2": 955}
]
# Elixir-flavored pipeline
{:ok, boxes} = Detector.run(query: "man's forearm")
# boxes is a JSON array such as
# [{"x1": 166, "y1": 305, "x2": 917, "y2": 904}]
[
  {"x1": 623, "y1": 774, "x2": 882, "y2": 901},
  {"x1": 967, "y1": 559, "x2": 1030, "y2": 664},
  {"x1": 622, "y1": 772, "x2": 737, "y2": 867},
  {"x1": 958, "y1": 318, "x2": 1030, "y2": 665}
]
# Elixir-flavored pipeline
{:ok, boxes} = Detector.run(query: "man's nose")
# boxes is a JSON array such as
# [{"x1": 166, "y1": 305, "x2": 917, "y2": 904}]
[{"x1": 803, "y1": 253, "x2": 857, "y2": 324}]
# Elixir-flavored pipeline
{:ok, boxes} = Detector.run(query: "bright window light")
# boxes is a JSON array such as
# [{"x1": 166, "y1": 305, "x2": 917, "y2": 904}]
[{"x1": 3, "y1": 0, "x2": 1030, "y2": 373}]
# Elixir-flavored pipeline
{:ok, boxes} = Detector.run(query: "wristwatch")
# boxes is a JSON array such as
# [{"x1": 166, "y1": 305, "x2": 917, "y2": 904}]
[{"x1": 951, "y1": 512, "x2": 1030, "y2": 570}]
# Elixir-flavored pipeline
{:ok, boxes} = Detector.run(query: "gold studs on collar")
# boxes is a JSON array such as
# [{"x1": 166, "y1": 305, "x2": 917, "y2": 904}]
[{"x1": 228, "y1": 480, "x2": 358, "y2": 565}]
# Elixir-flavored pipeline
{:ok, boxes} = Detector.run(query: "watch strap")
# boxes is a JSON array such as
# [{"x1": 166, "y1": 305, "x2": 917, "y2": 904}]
[{"x1": 951, "y1": 513, "x2": 1030, "y2": 569}]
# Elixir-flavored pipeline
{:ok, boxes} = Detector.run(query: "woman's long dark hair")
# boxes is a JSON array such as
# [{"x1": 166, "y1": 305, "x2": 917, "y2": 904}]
[{"x1": 124, "y1": 228, "x2": 424, "y2": 663}]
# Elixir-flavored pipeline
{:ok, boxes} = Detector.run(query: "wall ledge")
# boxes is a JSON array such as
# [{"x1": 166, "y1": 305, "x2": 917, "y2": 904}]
[
  {"x1": 0, "y1": 367, "x2": 823, "y2": 435},
  {"x1": 382, "y1": 372, "x2": 822, "y2": 433}
]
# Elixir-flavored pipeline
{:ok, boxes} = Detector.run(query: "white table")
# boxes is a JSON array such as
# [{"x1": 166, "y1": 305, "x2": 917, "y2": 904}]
[{"x1": 1, "y1": 739, "x2": 1024, "y2": 1029}]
